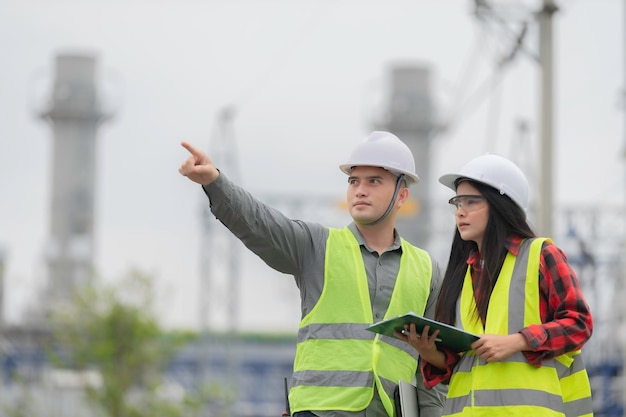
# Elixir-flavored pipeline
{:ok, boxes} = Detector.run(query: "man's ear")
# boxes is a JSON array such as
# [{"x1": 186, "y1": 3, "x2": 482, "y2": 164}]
[{"x1": 396, "y1": 187, "x2": 410, "y2": 206}]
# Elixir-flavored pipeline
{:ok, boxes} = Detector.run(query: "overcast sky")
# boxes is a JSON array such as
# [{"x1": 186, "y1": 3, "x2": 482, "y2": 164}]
[{"x1": 1, "y1": 0, "x2": 623, "y2": 333}]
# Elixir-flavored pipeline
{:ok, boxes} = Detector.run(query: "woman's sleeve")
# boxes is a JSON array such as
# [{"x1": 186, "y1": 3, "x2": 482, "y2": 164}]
[
  {"x1": 420, "y1": 347, "x2": 461, "y2": 388},
  {"x1": 520, "y1": 242, "x2": 593, "y2": 364}
]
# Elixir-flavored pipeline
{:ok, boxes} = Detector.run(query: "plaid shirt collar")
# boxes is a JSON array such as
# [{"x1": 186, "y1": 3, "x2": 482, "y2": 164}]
[{"x1": 466, "y1": 235, "x2": 525, "y2": 268}]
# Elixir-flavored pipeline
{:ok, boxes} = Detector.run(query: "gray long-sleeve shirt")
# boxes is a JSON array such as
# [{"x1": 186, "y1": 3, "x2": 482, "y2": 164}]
[{"x1": 203, "y1": 173, "x2": 447, "y2": 417}]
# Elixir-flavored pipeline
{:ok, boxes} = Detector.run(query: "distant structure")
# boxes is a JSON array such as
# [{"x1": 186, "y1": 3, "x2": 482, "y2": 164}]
[
  {"x1": 36, "y1": 52, "x2": 113, "y2": 317},
  {"x1": 0, "y1": 247, "x2": 5, "y2": 326},
  {"x1": 374, "y1": 63, "x2": 436, "y2": 248}
]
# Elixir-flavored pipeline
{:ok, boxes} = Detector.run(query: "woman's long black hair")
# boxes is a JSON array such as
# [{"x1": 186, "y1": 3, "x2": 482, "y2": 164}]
[{"x1": 434, "y1": 179, "x2": 535, "y2": 326}]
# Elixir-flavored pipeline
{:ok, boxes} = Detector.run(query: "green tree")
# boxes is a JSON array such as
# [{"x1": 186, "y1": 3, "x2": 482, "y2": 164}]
[{"x1": 49, "y1": 269, "x2": 210, "y2": 417}]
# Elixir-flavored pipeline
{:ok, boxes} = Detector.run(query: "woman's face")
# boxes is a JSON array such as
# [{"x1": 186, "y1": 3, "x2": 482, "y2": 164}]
[{"x1": 451, "y1": 181, "x2": 489, "y2": 249}]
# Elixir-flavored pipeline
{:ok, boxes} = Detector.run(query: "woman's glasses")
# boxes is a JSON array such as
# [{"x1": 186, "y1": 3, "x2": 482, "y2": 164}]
[{"x1": 448, "y1": 195, "x2": 487, "y2": 214}]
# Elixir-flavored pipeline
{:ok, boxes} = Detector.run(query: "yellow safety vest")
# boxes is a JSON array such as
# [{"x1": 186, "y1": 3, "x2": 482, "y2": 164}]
[
  {"x1": 289, "y1": 227, "x2": 433, "y2": 417},
  {"x1": 445, "y1": 238, "x2": 593, "y2": 417}
]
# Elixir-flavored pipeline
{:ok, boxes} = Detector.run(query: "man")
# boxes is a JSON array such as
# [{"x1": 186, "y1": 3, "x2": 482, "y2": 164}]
[{"x1": 179, "y1": 131, "x2": 446, "y2": 417}]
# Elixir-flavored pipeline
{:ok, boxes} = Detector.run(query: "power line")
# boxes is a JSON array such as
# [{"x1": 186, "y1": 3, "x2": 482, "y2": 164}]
[{"x1": 432, "y1": 2, "x2": 530, "y2": 143}]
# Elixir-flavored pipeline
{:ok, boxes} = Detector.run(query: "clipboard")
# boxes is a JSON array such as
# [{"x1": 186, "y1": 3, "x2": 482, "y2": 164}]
[
  {"x1": 394, "y1": 379, "x2": 419, "y2": 417},
  {"x1": 367, "y1": 311, "x2": 479, "y2": 351}
]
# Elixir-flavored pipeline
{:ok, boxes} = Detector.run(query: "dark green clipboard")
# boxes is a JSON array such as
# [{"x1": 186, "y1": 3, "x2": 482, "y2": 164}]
[{"x1": 367, "y1": 312, "x2": 479, "y2": 351}]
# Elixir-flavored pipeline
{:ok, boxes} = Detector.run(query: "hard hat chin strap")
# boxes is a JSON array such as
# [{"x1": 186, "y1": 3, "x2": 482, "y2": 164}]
[{"x1": 363, "y1": 174, "x2": 405, "y2": 227}]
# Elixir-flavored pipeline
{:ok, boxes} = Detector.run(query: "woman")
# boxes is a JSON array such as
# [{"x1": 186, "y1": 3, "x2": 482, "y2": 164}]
[{"x1": 400, "y1": 153, "x2": 594, "y2": 417}]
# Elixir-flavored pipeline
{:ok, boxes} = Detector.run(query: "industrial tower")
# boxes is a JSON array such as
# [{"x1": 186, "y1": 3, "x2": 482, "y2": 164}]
[
  {"x1": 37, "y1": 52, "x2": 113, "y2": 316},
  {"x1": 374, "y1": 63, "x2": 436, "y2": 249}
]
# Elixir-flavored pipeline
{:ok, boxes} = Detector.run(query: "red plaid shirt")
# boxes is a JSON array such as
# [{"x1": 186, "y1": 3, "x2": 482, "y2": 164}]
[{"x1": 421, "y1": 235, "x2": 594, "y2": 388}]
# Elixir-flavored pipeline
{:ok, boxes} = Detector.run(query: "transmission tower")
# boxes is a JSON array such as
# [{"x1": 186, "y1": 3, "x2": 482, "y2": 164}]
[
  {"x1": 198, "y1": 107, "x2": 242, "y2": 415},
  {"x1": 199, "y1": 107, "x2": 241, "y2": 333}
]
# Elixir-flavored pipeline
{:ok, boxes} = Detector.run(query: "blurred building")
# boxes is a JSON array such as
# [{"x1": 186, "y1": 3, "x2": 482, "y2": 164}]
[
  {"x1": 0, "y1": 246, "x2": 6, "y2": 326},
  {"x1": 36, "y1": 52, "x2": 113, "y2": 317},
  {"x1": 374, "y1": 63, "x2": 436, "y2": 249}
]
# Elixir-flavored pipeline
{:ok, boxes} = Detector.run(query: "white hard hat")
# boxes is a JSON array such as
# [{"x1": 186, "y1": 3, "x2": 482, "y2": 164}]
[
  {"x1": 439, "y1": 153, "x2": 529, "y2": 211},
  {"x1": 339, "y1": 131, "x2": 420, "y2": 185}
]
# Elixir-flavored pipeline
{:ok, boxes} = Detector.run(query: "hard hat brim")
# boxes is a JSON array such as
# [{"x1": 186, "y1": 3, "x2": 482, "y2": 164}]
[
  {"x1": 438, "y1": 173, "x2": 463, "y2": 191},
  {"x1": 340, "y1": 163, "x2": 420, "y2": 185}
]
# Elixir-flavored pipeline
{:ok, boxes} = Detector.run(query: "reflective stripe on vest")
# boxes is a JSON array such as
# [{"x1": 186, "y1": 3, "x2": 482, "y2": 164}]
[
  {"x1": 446, "y1": 238, "x2": 592, "y2": 417},
  {"x1": 289, "y1": 227, "x2": 433, "y2": 417}
]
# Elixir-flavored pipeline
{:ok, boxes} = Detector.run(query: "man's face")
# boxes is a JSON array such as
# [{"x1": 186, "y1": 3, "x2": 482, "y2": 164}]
[{"x1": 346, "y1": 166, "x2": 402, "y2": 225}]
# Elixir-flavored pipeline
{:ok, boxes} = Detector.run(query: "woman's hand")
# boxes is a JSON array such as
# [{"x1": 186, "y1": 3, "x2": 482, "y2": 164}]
[
  {"x1": 395, "y1": 324, "x2": 446, "y2": 369},
  {"x1": 471, "y1": 333, "x2": 530, "y2": 362}
]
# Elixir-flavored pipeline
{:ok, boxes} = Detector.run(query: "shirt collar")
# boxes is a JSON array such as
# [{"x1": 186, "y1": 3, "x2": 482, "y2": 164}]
[
  {"x1": 466, "y1": 235, "x2": 523, "y2": 266},
  {"x1": 347, "y1": 222, "x2": 402, "y2": 253}
]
